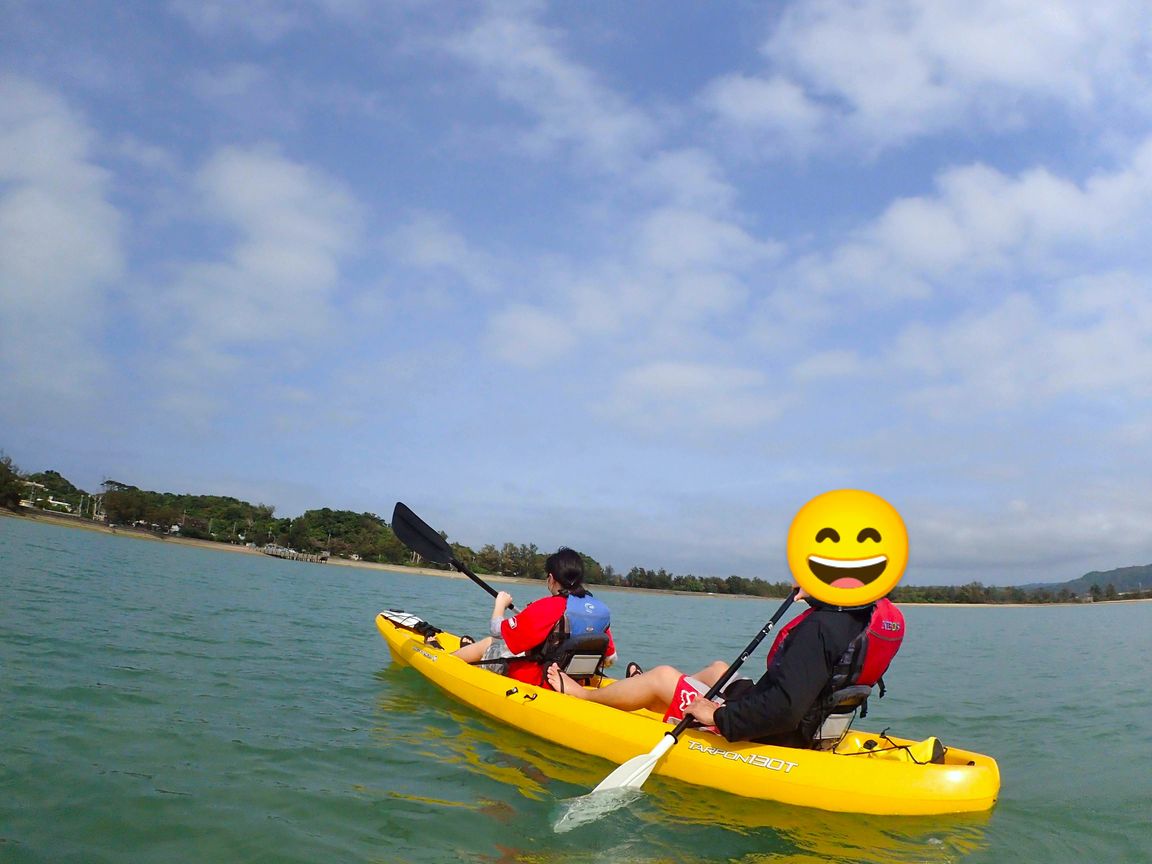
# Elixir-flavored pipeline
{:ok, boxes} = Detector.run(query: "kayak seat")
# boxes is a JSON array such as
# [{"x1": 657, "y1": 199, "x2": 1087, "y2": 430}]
[
  {"x1": 540, "y1": 633, "x2": 611, "y2": 686},
  {"x1": 812, "y1": 684, "x2": 873, "y2": 750}
]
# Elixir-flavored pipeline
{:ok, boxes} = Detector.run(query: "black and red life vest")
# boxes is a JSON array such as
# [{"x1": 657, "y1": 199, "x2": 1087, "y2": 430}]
[
  {"x1": 767, "y1": 598, "x2": 905, "y2": 742},
  {"x1": 766, "y1": 597, "x2": 904, "y2": 687},
  {"x1": 841, "y1": 596, "x2": 905, "y2": 694}
]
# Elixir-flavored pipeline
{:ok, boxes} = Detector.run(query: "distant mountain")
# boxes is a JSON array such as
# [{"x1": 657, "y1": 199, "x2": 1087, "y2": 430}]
[{"x1": 1024, "y1": 563, "x2": 1152, "y2": 596}]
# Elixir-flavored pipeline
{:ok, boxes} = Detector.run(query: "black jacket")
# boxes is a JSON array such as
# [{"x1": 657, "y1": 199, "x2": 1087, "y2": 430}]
[{"x1": 713, "y1": 605, "x2": 871, "y2": 746}]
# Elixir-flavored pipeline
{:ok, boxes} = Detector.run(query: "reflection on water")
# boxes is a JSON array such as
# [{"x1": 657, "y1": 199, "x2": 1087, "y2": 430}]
[{"x1": 646, "y1": 787, "x2": 991, "y2": 863}]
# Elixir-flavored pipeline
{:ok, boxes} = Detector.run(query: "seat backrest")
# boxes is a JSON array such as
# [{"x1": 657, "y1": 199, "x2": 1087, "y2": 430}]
[
  {"x1": 812, "y1": 684, "x2": 873, "y2": 750},
  {"x1": 543, "y1": 633, "x2": 610, "y2": 683}
]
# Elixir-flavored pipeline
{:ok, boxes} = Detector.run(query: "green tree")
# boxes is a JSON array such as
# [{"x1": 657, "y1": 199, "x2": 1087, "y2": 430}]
[
  {"x1": 580, "y1": 554, "x2": 605, "y2": 585},
  {"x1": 0, "y1": 452, "x2": 24, "y2": 508},
  {"x1": 499, "y1": 542, "x2": 524, "y2": 578},
  {"x1": 102, "y1": 481, "x2": 149, "y2": 524},
  {"x1": 475, "y1": 544, "x2": 501, "y2": 574},
  {"x1": 26, "y1": 470, "x2": 84, "y2": 509},
  {"x1": 521, "y1": 543, "x2": 544, "y2": 580}
]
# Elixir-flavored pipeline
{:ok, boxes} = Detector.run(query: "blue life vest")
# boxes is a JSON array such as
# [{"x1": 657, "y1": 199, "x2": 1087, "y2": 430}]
[
  {"x1": 564, "y1": 593, "x2": 611, "y2": 636},
  {"x1": 530, "y1": 592, "x2": 611, "y2": 661}
]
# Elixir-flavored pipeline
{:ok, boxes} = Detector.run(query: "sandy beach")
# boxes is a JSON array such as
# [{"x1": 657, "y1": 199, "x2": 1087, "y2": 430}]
[
  {"x1": 0, "y1": 507, "x2": 560, "y2": 588},
  {"x1": 6, "y1": 506, "x2": 1147, "y2": 606},
  {"x1": 0, "y1": 506, "x2": 766, "y2": 597}
]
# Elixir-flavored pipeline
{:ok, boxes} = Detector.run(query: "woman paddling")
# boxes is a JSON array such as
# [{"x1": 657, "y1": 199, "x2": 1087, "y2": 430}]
[{"x1": 454, "y1": 547, "x2": 618, "y2": 689}]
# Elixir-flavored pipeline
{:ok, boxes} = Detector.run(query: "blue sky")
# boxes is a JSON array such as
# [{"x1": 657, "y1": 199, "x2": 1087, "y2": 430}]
[{"x1": 4, "y1": 1, "x2": 1152, "y2": 586}]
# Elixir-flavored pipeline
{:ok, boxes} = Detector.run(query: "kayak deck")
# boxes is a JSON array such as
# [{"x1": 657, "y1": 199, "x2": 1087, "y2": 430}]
[{"x1": 376, "y1": 610, "x2": 1000, "y2": 815}]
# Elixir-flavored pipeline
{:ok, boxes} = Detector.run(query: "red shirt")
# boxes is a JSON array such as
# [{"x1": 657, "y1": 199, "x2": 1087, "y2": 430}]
[{"x1": 499, "y1": 594, "x2": 616, "y2": 688}]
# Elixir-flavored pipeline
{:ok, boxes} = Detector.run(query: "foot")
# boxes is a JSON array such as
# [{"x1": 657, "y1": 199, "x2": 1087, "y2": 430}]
[
  {"x1": 546, "y1": 663, "x2": 588, "y2": 698},
  {"x1": 626, "y1": 661, "x2": 643, "y2": 678}
]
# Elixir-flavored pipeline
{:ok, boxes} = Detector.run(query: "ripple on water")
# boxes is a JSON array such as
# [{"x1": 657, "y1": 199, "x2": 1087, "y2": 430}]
[{"x1": 3, "y1": 518, "x2": 1152, "y2": 863}]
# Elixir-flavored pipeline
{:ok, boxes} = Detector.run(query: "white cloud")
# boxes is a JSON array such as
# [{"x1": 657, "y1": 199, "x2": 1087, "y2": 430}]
[
  {"x1": 170, "y1": 0, "x2": 301, "y2": 40},
  {"x1": 706, "y1": 0, "x2": 1152, "y2": 152},
  {"x1": 439, "y1": 9, "x2": 785, "y2": 387},
  {"x1": 389, "y1": 214, "x2": 501, "y2": 296},
  {"x1": 603, "y1": 361, "x2": 781, "y2": 434},
  {"x1": 0, "y1": 76, "x2": 122, "y2": 403},
  {"x1": 913, "y1": 491, "x2": 1152, "y2": 579},
  {"x1": 635, "y1": 149, "x2": 739, "y2": 214},
  {"x1": 701, "y1": 73, "x2": 825, "y2": 152},
  {"x1": 738, "y1": 135, "x2": 1152, "y2": 425},
  {"x1": 634, "y1": 207, "x2": 775, "y2": 276},
  {"x1": 888, "y1": 270, "x2": 1152, "y2": 422},
  {"x1": 114, "y1": 136, "x2": 180, "y2": 175},
  {"x1": 474, "y1": 200, "x2": 778, "y2": 372},
  {"x1": 792, "y1": 350, "x2": 862, "y2": 381},
  {"x1": 485, "y1": 304, "x2": 576, "y2": 365},
  {"x1": 169, "y1": 0, "x2": 369, "y2": 41},
  {"x1": 779, "y1": 137, "x2": 1152, "y2": 317},
  {"x1": 447, "y1": 5, "x2": 657, "y2": 171},
  {"x1": 159, "y1": 145, "x2": 361, "y2": 392}
]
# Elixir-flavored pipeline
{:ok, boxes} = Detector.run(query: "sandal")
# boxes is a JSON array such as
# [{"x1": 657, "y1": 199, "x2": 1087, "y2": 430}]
[
  {"x1": 458, "y1": 635, "x2": 475, "y2": 647},
  {"x1": 626, "y1": 662, "x2": 643, "y2": 678}
]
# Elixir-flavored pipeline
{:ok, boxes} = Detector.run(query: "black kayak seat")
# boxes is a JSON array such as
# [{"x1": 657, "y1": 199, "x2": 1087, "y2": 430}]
[
  {"x1": 540, "y1": 633, "x2": 611, "y2": 684},
  {"x1": 812, "y1": 684, "x2": 874, "y2": 750}
]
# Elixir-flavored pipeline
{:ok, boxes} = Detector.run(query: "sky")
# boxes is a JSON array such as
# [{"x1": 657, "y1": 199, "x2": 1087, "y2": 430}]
[{"x1": 4, "y1": 0, "x2": 1152, "y2": 587}]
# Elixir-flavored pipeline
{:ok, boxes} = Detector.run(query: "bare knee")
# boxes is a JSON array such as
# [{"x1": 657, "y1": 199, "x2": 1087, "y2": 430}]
[
  {"x1": 694, "y1": 661, "x2": 730, "y2": 687},
  {"x1": 646, "y1": 664, "x2": 686, "y2": 692},
  {"x1": 454, "y1": 636, "x2": 492, "y2": 663}
]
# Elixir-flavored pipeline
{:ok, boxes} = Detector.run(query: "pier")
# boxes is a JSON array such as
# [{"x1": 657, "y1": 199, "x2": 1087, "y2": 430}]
[{"x1": 262, "y1": 544, "x2": 329, "y2": 564}]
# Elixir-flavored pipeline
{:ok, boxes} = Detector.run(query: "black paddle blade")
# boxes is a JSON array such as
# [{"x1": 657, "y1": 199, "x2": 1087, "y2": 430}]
[{"x1": 391, "y1": 502, "x2": 454, "y2": 565}]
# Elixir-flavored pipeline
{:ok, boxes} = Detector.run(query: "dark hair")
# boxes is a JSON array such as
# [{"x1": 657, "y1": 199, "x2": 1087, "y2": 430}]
[{"x1": 546, "y1": 547, "x2": 587, "y2": 597}]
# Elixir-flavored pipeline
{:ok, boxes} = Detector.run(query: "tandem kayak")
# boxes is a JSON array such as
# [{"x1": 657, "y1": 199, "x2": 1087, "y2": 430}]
[{"x1": 376, "y1": 609, "x2": 1000, "y2": 816}]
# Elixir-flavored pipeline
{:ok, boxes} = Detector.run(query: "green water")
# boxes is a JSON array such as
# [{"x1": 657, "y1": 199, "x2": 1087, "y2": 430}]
[{"x1": 2, "y1": 516, "x2": 1149, "y2": 863}]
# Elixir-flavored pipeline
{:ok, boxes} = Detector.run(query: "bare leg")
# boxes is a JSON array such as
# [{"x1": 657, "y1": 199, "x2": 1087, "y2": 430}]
[
  {"x1": 453, "y1": 636, "x2": 493, "y2": 664},
  {"x1": 548, "y1": 663, "x2": 685, "y2": 714},
  {"x1": 689, "y1": 660, "x2": 730, "y2": 688}
]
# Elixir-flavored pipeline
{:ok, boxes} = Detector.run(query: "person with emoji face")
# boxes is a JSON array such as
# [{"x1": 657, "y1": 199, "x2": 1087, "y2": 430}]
[{"x1": 548, "y1": 490, "x2": 907, "y2": 748}]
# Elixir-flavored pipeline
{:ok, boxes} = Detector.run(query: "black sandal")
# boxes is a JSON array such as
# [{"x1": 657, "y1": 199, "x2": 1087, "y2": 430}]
[
  {"x1": 626, "y1": 662, "x2": 643, "y2": 678},
  {"x1": 458, "y1": 635, "x2": 475, "y2": 647}
]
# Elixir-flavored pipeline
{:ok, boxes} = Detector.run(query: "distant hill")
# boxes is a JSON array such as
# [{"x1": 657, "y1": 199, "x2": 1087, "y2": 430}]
[{"x1": 1024, "y1": 563, "x2": 1152, "y2": 596}]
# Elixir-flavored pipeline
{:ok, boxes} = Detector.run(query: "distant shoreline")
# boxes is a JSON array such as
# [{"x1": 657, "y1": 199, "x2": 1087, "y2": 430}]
[
  {"x1": 5, "y1": 506, "x2": 1150, "y2": 606},
  {"x1": 1, "y1": 506, "x2": 494, "y2": 580},
  {"x1": 0, "y1": 506, "x2": 707, "y2": 596}
]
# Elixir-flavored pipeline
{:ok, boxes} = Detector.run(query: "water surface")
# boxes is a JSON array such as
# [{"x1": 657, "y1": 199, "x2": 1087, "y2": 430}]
[{"x1": 2, "y1": 516, "x2": 1149, "y2": 862}]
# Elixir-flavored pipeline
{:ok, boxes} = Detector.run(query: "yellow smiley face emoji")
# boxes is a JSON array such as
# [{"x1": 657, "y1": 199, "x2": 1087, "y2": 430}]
[{"x1": 787, "y1": 489, "x2": 908, "y2": 607}]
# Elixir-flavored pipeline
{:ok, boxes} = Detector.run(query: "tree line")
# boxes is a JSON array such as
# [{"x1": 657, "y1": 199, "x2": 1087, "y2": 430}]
[
  {"x1": 2, "y1": 454, "x2": 1147, "y2": 603},
  {"x1": 887, "y1": 581, "x2": 1149, "y2": 604}
]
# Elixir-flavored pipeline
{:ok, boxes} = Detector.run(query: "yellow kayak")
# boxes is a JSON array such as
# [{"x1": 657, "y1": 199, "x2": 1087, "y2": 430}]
[{"x1": 376, "y1": 610, "x2": 1000, "y2": 815}]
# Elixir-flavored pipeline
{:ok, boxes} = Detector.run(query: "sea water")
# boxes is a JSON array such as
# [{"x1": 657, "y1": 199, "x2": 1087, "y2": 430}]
[{"x1": 2, "y1": 516, "x2": 1149, "y2": 863}]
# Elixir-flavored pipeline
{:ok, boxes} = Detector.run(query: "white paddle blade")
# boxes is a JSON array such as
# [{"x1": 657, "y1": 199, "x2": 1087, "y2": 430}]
[{"x1": 593, "y1": 734, "x2": 676, "y2": 792}]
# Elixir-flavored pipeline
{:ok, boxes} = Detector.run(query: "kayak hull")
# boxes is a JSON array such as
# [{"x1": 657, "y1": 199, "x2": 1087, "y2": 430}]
[{"x1": 376, "y1": 611, "x2": 1000, "y2": 815}]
